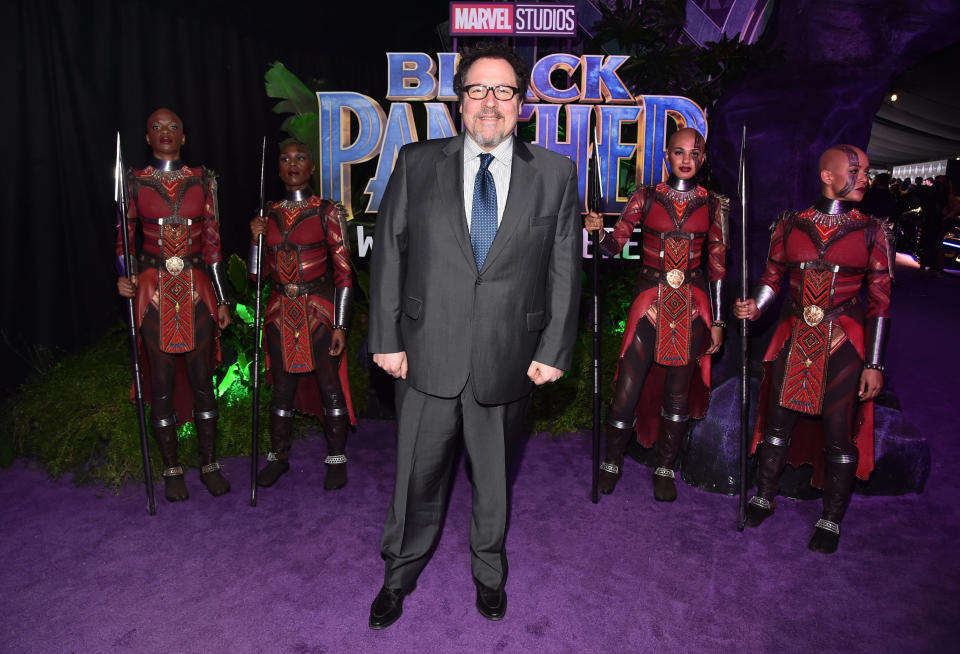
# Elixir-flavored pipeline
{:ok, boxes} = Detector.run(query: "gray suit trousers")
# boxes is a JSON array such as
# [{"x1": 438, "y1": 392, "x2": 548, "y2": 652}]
[{"x1": 381, "y1": 378, "x2": 529, "y2": 591}]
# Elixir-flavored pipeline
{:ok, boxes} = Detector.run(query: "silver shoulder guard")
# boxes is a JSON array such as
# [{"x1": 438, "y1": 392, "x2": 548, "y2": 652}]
[
  {"x1": 208, "y1": 260, "x2": 234, "y2": 306},
  {"x1": 864, "y1": 316, "x2": 890, "y2": 369},
  {"x1": 334, "y1": 286, "x2": 353, "y2": 331}
]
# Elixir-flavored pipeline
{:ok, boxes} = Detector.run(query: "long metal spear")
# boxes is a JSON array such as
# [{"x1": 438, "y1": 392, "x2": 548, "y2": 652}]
[
  {"x1": 116, "y1": 132, "x2": 156, "y2": 516},
  {"x1": 251, "y1": 136, "x2": 266, "y2": 507},
  {"x1": 588, "y1": 125, "x2": 604, "y2": 504},
  {"x1": 737, "y1": 125, "x2": 750, "y2": 531}
]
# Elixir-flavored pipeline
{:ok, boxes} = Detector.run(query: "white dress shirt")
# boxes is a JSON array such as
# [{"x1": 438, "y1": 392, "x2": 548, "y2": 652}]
[{"x1": 463, "y1": 134, "x2": 513, "y2": 230}]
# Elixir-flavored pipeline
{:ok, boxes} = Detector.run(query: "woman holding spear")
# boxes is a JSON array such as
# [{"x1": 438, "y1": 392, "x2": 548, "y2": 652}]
[{"x1": 585, "y1": 127, "x2": 729, "y2": 501}]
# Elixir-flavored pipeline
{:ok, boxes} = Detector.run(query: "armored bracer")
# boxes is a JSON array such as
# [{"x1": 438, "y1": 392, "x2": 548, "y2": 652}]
[
  {"x1": 208, "y1": 260, "x2": 234, "y2": 306},
  {"x1": 334, "y1": 286, "x2": 353, "y2": 332},
  {"x1": 863, "y1": 316, "x2": 890, "y2": 370}
]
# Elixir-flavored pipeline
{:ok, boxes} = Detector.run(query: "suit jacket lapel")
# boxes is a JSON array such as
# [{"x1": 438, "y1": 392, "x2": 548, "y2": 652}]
[
  {"x1": 436, "y1": 135, "x2": 478, "y2": 272},
  {"x1": 481, "y1": 139, "x2": 537, "y2": 272}
]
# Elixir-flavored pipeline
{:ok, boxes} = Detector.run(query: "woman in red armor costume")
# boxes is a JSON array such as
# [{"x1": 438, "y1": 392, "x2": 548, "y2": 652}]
[
  {"x1": 116, "y1": 108, "x2": 233, "y2": 502},
  {"x1": 249, "y1": 141, "x2": 355, "y2": 491},
  {"x1": 734, "y1": 144, "x2": 892, "y2": 553},
  {"x1": 585, "y1": 128, "x2": 728, "y2": 501}
]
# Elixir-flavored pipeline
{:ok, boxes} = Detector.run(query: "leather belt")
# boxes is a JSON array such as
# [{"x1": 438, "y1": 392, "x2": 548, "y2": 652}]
[
  {"x1": 643, "y1": 228, "x2": 707, "y2": 240},
  {"x1": 138, "y1": 253, "x2": 203, "y2": 275},
  {"x1": 787, "y1": 260, "x2": 866, "y2": 275},
  {"x1": 788, "y1": 296, "x2": 859, "y2": 327},
  {"x1": 277, "y1": 275, "x2": 331, "y2": 300},
  {"x1": 638, "y1": 266, "x2": 702, "y2": 288}
]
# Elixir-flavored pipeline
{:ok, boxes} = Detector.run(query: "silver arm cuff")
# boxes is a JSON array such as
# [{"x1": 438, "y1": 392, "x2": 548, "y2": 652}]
[
  {"x1": 753, "y1": 284, "x2": 777, "y2": 316},
  {"x1": 248, "y1": 243, "x2": 260, "y2": 277},
  {"x1": 208, "y1": 260, "x2": 234, "y2": 306},
  {"x1": 864, "y1": 316, "x2": 890, "y2": 368},
  {"x1": 709, "y1": 279, "x2": 725, "y2": 324},
  {"x1": 334, "y1": 286, "x2": 353, "y2": 331}
]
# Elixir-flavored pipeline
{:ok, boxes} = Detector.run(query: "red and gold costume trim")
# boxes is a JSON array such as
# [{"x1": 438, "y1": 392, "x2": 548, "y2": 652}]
[
  {"x1": 259, "y1": 194, "x2": 355, "y2": 423},
  {"x1": 751, "y1": 206, "x2": 893, "y2": 484},
  {"x1": 600, "y1": 183, "x2": 728, "y2": 445},
  {"x1": 116, "y1": 164, "x2": 224, "y2": 424}
]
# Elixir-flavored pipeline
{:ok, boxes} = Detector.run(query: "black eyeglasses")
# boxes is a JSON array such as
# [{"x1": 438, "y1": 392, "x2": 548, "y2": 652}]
[{"x1": 463, "y1": 84, "x2": 519, "y2": 101}]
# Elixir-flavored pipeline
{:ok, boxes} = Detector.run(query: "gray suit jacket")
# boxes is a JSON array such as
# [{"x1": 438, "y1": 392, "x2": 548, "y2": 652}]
[{"x1": 369, "y1": 134, "x2": 582, "y2": 405}]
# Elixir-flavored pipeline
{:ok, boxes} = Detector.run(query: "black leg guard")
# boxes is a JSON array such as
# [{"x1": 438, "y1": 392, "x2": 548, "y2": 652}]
[
  {"x1": 652, "y1": 409, "x2": 689, "y2": 502},
  {"x1": 809, "y1": 455, "x2": 858, "y2": 554},
  {"x1": 745, "y1": 438, "x2": 791, "y2": 528},
  {"x1": 598, "y1": 419, "x2": 634, "y2": 495},
  {"x1": 322, "y1": 407, "x2": 349, "y2": 491},
  {"x1": 152, "y1": 413, "x2": 188, "y2": 502},
  {"x1": 257, "y1": 407, "x2": 293, "y2": 488},
  {"x1": 195, "y1": 410, "x2": 230, "y2": 496}
]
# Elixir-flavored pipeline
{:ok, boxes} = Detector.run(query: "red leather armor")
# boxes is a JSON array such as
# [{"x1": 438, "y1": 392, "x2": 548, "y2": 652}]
[
  {"x1": 601, "y1": 182, "x2": 728, "y2": 446},
  {"x1": 117, "y1": 165, "x2": 223, "y2": 349},
  {"x1": 752, "y1": 206, "x2": 893, "y2": 483}
]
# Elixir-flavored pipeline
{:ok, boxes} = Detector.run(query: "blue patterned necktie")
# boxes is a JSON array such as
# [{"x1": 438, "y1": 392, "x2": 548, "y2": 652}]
[{"x1": 471, "y1": 153, "x2": 497, "y2": 270}]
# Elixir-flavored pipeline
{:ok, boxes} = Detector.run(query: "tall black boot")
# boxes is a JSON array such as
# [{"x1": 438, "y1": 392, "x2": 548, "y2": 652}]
[
  {"x1": 153, "y1": 413, "x2": 188, "y2": 502},
  {"x1": 745, "y1": 434, "x2": 792, "y2": 527},
  {"x1": 195, "y1": 409, "x2": 230, "y2": 496},
  {"x1": 598, "y1": 418, "x2": 635, "y2": 495},
  {"x1": 322, "y1": 406, "x2": 349, "y2": 491},
  {"x1": 809, "y1": 454, "x2": 858, "y2": 554},
  {"x1": 652, "y1": 409, "x2": 689, "y2": 502},
  {"x1": 257, "y1": 407, "x2": 293, "y2": 487}
]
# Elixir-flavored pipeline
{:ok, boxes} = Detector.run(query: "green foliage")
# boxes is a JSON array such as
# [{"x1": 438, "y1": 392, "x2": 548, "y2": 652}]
[
  {"x1": 3, "y1": 272, "x2": 633, "y2": 480},
  {"x1": 529, "y1": 265, "x2": 636, "y2": 435},
  {"x1": 2, "y1": 250, "x2": 372, "y2": 486},
  {"x1": 265, "y1": 62, "x2": 328, "y2": 193}
]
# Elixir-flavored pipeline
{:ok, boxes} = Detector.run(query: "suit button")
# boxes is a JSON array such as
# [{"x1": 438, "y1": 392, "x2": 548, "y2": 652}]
[{"x1": 475, "y1": 278, "x2": 482, "y2": 285}]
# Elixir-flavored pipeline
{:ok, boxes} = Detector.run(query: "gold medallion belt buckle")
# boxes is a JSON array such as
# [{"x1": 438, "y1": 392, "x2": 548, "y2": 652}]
[
  {"x1": 164, "y1": 256, "x2": 184, "y2": 275},
  {"x1": 665, "y1": 268, "x2": 685, "y2": 289},
  {"x1": 284, "y1": 283, "x2": 300, "y2": 299},
  {"x1": 802, "y1": 305, "x2": 825, "y2": 327}
]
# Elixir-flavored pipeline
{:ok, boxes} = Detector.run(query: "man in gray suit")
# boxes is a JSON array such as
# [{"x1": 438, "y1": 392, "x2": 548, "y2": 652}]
[{"x1": 367, "y1": 42, "x2": 581, "y2": 628}]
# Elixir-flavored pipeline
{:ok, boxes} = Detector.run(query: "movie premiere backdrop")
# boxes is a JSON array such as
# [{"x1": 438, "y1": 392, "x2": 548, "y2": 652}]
[{"x1": 310, "y1": 1, "x2": 771, "y2": 260}]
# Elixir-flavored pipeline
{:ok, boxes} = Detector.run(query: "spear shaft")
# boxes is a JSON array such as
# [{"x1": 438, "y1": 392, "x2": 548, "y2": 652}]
[
  {"x1": 737, "y1": 125, "x2": 750, "y2": 531},
  {"x1": 116, "y1": 132, "x2": 156, "y2": 516},
  {"x1": 251, "y1": 136, "x2": 266, "y2": 507},
  {"x1": 589, "y1": 126, "x2": 604, "y2": 504}
]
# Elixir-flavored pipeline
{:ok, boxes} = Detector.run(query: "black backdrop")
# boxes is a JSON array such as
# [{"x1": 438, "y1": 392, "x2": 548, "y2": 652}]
[
  {"x1": 5, "y1": 0, "x2": 960, "y2": 399},
  {"x1": 0, "y1": 0, "x2": 449, "y2": 396}
]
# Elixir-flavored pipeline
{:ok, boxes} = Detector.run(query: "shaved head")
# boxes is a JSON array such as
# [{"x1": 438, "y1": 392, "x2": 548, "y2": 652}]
[
  {"x1": 146, "y1": 107, "x2": 183, "y2": 129},
  {"x1": 666, "y1": 128, "x2": 706, "y2": 181},
  {"x1": 819, "y1": 144, "x2": 869, "y2": 201},
  {"x1": 145, "y1": 107, "x2": 185, "y2": 159},
  {"x1": 669, "y1": 127, "x2": 705, "y2": 151}
]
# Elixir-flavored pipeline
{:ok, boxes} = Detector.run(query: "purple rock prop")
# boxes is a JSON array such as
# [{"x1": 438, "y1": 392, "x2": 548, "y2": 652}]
[{"x1": 638, "y1": 376, "x2": 931, "y2": 499}]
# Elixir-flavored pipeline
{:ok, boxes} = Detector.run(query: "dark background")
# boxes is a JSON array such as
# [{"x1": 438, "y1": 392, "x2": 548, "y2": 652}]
[
  {"x1": 0, "y1": 0, "x2": 451, "y2": 397},
  {"x1": 3, "y1": 0, "x2": 960, "y2": 398}
]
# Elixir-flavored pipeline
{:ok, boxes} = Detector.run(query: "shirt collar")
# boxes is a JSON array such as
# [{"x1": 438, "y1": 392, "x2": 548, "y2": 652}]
[{"x1": 464, "y1": 134, "x2": 514, "y2": 166}]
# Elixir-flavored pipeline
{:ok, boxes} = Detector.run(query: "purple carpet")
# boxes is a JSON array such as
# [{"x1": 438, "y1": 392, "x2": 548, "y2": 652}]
[{"x1": 2, "y1": 263, "x2": 958, "y2": 654}]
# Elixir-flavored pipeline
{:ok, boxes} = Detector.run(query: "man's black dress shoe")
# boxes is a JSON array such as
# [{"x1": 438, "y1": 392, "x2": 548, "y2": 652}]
[
  {"x1": 369, "y1": 586, "x2": 406, "y2": 630},
  {"x1": 475, "y1": 582, "x2": 507, "y2": 621}
]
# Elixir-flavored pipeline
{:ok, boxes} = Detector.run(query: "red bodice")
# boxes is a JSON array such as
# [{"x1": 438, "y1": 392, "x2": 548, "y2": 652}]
[
  {"x1": 262, "y1": 196, "x2": 351, "y2": 290},
  {"x1": 118, "y1": 166, "x2": 223, "y2": 266},
  {"x1": 757, "y1": 207, "x2": 891, "y2": 319},
  {"x1": 602, "y1": 183, "x2": 727, "y2": 281}
]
